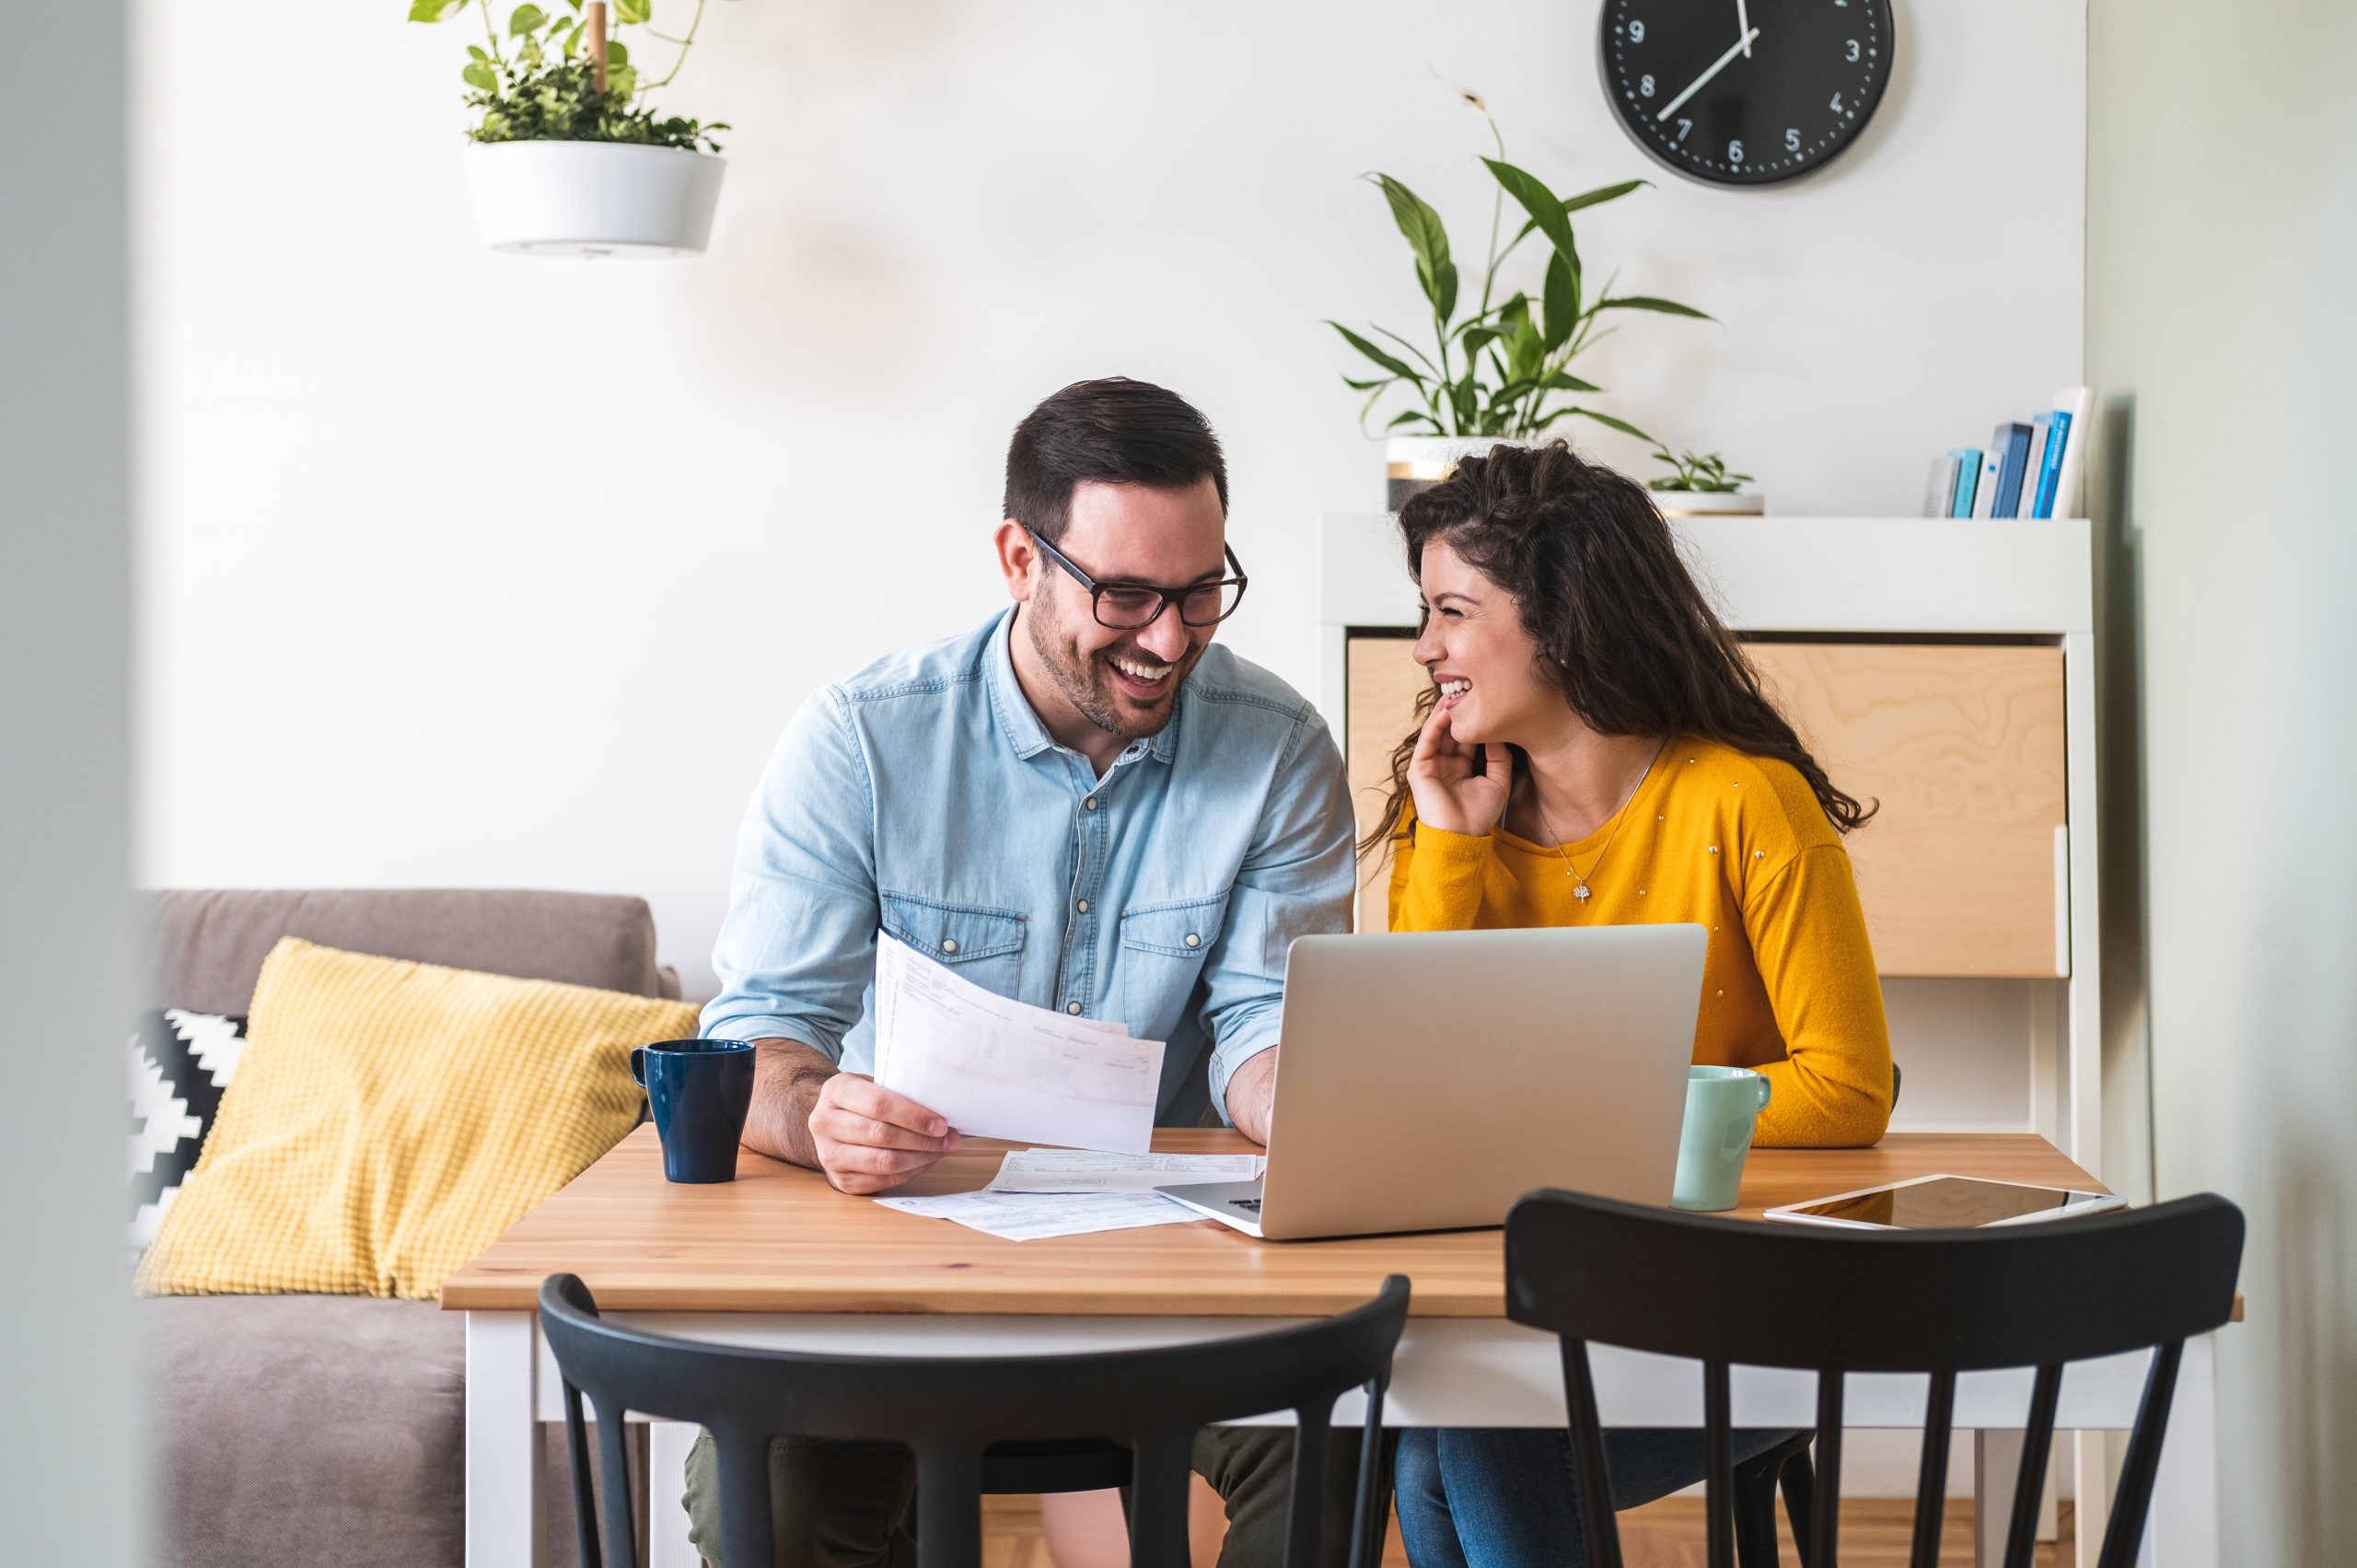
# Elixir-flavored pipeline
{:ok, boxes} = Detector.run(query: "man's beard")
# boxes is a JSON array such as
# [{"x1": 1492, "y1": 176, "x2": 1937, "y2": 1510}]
[{"x1": 1024, "y1": 601, "x2": 1198, "y2": 741}]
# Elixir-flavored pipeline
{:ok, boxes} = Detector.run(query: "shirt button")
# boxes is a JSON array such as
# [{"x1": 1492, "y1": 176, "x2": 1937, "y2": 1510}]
[
  {"x1": 1066, "y1": 1002, "x2": 1083, "y2": 1016},
  {"x1": 1076, "y1": 900, "x2": 1089, "y2": 913},
  {"x1": 940, "y1": 937, "x2": 958, "y2": 955},
  {"x1": 1084, "y1": 796, "x2": 1098, "y2": 811},
  {"x1": 1184, "y1": 933, "x2": 1202, "y2": 948}
]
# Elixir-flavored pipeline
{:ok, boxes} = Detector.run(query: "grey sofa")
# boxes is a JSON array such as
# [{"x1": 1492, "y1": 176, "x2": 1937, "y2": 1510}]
[{"x1": 143, "y1": 889, "x2": 679, "y2": 1568}]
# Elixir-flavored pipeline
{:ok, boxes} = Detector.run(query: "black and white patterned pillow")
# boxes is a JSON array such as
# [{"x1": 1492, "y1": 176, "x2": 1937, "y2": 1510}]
[{"x1": 130, "y1": 1008, "x2": 249, "y2": 1256}]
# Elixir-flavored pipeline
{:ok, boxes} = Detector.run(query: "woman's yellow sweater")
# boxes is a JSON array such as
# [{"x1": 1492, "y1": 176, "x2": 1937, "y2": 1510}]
[{"x1": 1387, "y1": 737, "x2": 1893, "y2": 1147}]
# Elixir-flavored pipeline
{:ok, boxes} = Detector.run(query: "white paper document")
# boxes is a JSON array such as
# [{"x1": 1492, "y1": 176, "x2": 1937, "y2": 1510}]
[
  {"x1": 984, "y1": 1148, "x2": 1266, "y2": 1194},
  {"x1": 872, "y1": 934, "x2": 1166, "y2": 1154},
  {"x1": 876, "y1": 1189, "x2": 1199, "y2": 1241}
]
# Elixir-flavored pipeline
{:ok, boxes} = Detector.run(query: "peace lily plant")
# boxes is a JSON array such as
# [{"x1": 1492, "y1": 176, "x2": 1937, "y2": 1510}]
[
  {"x1": 410, "y1": 0, "x2": 737, "y2": 256},
  {"x1": 1334, "y1": 90, "x2": 1715, "y2": 506}
]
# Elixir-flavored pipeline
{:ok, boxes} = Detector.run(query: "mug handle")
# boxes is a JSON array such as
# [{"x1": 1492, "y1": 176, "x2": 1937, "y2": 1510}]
[
  {"x1": 631, "y1": 1046, "x2": 647, "y2": 1088},
  {"x1": 1755, "y1": 1074, "x2": 1772, "y2": 1111}
]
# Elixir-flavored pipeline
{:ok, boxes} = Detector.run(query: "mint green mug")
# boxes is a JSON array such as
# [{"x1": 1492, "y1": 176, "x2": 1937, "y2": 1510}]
[{"x1": 1672, "y1": 1065, "x2": 1771, "y2": 1212}]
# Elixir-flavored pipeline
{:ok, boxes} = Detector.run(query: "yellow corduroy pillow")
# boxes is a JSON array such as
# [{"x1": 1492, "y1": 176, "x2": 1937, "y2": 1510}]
[{"x1": 137, "y1": 935, "x2": 700, "y2": 1301}]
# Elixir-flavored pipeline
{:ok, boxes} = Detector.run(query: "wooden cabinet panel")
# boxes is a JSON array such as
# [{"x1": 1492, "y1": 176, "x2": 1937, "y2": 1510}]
[
  {"x1": 1345, "y1": 636, "x2": 1427, "y2": 934},
  {"x1": 1745, "y1": 643, "x2": 2065, "y2": 978},
  {"x1": 1340, "y1": 635, "x2": 2068, "y2": 977}
]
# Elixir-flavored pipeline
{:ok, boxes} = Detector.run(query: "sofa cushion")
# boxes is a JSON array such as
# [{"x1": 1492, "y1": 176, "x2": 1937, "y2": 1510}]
[
  {"x1": 148, "y1": 888, "x2": 676, "y2": 1016},
  {"x1": 145, "y1": 1294, "x2": 465, "y2": 1568},
  {"x1": 130, "y1": 1008, "x2": 249, "y2": 1256},
  {"x1": 138, "y1": 938, "x2": 698, "y2": 1300}
]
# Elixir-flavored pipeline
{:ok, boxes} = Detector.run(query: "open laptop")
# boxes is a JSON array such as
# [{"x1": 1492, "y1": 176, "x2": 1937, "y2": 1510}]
[{"x1": 1157, "y1": 924, "x2": 1706, "y2": 1240}]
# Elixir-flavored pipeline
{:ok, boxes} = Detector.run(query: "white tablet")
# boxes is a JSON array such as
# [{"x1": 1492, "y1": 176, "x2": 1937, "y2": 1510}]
[{"x1": 1762, "y1": 1173, "x2": 2125, "y2": 1231}]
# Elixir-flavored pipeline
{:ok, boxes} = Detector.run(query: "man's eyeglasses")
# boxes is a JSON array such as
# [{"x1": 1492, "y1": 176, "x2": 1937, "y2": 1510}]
[{"x1": 1027, "y1": 529, "x2": 1250, "y2": 630}]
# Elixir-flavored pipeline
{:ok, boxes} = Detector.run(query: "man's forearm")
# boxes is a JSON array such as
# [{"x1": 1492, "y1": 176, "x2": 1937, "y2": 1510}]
[{"x1": 742, "y1": 1037, "x2": 836, "y2": 1166}]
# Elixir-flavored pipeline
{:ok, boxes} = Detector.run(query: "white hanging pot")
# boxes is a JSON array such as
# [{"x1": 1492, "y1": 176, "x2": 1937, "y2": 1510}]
[
  {"x1": 464, "y1": 141, "x2": 726, "y2": 258},
  {"x1": 1384, "y1": 436, "x2": 1532, "y2": 512},
  {"x1": 1649, "y1": 490, "x2": 1766, "y2": 518}
]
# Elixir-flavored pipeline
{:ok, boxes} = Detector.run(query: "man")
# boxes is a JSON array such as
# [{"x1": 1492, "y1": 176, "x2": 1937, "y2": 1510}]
[{"x1": 689, "y1": 377, "x2": 1362, "y2": 1567}]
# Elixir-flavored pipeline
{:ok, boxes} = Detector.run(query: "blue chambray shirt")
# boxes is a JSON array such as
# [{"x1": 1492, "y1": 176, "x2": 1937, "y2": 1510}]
[{"x1": 701, "y1": 608, "x2": 1357, "y2": 1126}]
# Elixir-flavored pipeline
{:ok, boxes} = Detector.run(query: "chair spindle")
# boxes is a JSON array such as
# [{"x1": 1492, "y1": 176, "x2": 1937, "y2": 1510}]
[
  {"x1": 1909, "y1": 1370, "x2": 1957, "y2": 1568},
  {"x1": 1806, "y1": 1372, "x2": 1844, "y2": 1568}
]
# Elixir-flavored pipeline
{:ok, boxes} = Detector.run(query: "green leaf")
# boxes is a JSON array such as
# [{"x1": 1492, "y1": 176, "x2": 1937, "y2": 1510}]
[
  {"x1": 607, "y1": 62, "x2": 638, "y2": 97},
  {"x1": 1387, "y1": 409, "x2": 1444, "y2": 433},
  {"x1": 1329, "y1": 322, "x2": 1424, "y2": 384},
  {"x1": 1590, "y1": 296, "x2": 1713, "y2": 320},
  {"x1": 1541, "y1": 250, "x2": 1579, "y2": 353},
  {"x1": 563, "y1": 21, "x2": 584, "y2": 53},
  {"x1": 408, "y1": 0, "x2": 468, "y2": 21},
  {"x1": 1562, "y1": 407, "x2": 1655, "y2": 443},
  {"x1": 1458, "y1": 325, "x2": 1502, "y2": 362},
  {"x1": 1366, "y1": 174, "x2": 1457, "y2": 322},
  {"x1": 1482, "y1": 158, "x2": 1581, "y2": 280},
  {"x1": 1562, "y1": 178, "x2": 1647, "y2": 215},
  {"x1": 1505, "y1": 319, "x2": 1542, "y2": 384},
  {"x1": 1341, "y1": 374, "x2": 1395, "y2": 392},
  {"x1": 604, "y1": 38, "x2": 628, "y2": 64},
  {"x1": 462, "y1": 60, "x2": 498, "y2": 91},
  {"x1": 1541, "y1": 369, "x2": 1602, "y2": 393},
  {"x1": 614, "y1": 0, "x2": 652, "y2": 22},
  {"x1": 467, "y1": 43, "x2": 489, "y2": 60},
  {"x1": 509, "y1": 4, "x2": 547, "y2": 36}
]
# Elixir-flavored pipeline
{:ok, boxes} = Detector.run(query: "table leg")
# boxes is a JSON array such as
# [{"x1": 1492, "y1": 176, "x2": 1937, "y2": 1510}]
[
  {"x1": 2140, "y1": 1337, "x2": 2219, "y2": 1568},
  {"x1": 1975, "y1": 1428, "x2": 2024, "y2": 1568},
  {"x1": 466, "y1": 1310, "x2": 543, "y2": 1568},
  {"x1": 649, "y1": 1422, "x2": 704, "y2": 1568}
]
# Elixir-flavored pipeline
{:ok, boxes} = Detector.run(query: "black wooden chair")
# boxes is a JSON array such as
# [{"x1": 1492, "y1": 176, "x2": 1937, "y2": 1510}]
[
  {"x1": 540, "y1": 1272, "x2": 1410, "y2": 1568},
  {"x1": 1504, "y1": 1190, "x2": 2242, "y2": 1568}
]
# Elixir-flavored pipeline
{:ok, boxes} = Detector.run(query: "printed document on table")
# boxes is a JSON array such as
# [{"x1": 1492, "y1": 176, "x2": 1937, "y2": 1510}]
[
  {"x1": 876, "y1": 1189, "x2": 1199, "y2": 1241},
  {"x1": 872, "y1": 934, "x2": 1165, "y2": 1155},
  {"x1": 986, "y1": 1148, "x2": 1265, "y2": 1194}
]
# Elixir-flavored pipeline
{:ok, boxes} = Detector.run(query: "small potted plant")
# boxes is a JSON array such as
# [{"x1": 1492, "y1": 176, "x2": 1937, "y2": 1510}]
[
  {"x1": 410, "y1": 0, "x2": 732, "y2": 257},
  {"x1": 1646, "y1": 447, "x2": 1763, "y2": 517},
  {"x1": 1333, "y1": 87, "x2": 1713, "y2": 510}
]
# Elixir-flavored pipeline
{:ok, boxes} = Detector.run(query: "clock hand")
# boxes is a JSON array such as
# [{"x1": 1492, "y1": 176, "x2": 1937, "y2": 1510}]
[
  {"x1": 1736, "y1": 0, "x2": 1752, "y2": 55},
  {"x1": 1655, "y1": 26, "x2": 1762, "y2": 122}
]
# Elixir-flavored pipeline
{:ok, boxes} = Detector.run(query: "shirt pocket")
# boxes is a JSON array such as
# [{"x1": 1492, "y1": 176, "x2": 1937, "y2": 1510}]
[
  {"x1": 878, "y1": 890, "x2": 1028, "y2": 995},
  {"x1": 1119, "y1": 892, "x2": 1229, "y2": 1022}
]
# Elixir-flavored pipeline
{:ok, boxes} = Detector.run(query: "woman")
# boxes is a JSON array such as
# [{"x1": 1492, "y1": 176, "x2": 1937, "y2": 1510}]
[{"x1": 1377, "y1": 440, "x2": 1892, "y2": 1568}]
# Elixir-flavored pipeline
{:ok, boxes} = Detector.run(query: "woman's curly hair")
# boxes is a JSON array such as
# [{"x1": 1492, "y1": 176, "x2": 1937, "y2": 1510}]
[{"x1": 1360, "y1": 439, "x2": 1875, "y2": 859}]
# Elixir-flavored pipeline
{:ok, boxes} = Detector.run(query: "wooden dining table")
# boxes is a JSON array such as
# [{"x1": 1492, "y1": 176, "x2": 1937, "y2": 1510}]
[{"x1": 443, "y1": 1127, "x2": 2222, "y2": 1568}]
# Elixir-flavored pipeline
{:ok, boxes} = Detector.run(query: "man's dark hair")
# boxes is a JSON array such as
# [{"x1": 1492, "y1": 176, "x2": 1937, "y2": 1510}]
[{"x1": 1003, "y1": 377, "x2": 1228, "y2": 545}]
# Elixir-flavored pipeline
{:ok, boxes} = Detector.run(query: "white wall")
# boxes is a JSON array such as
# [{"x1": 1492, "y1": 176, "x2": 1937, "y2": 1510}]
[
  {"x1": 4, "y1": 3, "x2": 144, "y2": 1562},
  {"x1": 135, "y1": 0, "x2": 2085, "y2": 994},
  {"x1": 2088, "y1": 2, "x2": 2357, "y2": 1562}
]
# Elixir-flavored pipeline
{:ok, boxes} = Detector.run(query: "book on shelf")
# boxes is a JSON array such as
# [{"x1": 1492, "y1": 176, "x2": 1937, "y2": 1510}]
[
  {"x1": 1970, "y1": 446, "x2": 2003, "y2": 518},
  {"x1": 1989, "y1": 422, "x2": 2034, "y2": 517},
  {"x1": 1923, "y1": 452, "x2": 1963, "y2": 518},
  {"x1": 2029, "y1": 410, "x2": 2071, "y2": 518},
  {"x1": 1948, "y1": 448, "x2": 1982, "y2": 517},
  {"x1": 2048, "y1": 385, "x2": 2094, "y2": 518},
  {"x1": 2016, "y1": 414, "x2": 2054, "y2": 518}
]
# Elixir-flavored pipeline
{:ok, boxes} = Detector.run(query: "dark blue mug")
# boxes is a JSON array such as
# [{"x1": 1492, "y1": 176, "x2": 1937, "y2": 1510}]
[{"x1": 630, "y1": 1038, "x2": 756, "y2": 1184}]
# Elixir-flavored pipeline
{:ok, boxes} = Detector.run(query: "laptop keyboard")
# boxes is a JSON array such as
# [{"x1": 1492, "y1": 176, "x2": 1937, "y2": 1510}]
[{"x1": 1234, "y1": 1198, "x2": 1261, "y2": 1212}]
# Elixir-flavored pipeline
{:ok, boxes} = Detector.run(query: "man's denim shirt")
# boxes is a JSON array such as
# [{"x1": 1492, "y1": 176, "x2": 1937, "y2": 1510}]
[{"x1": 701, "y1": 609, "x2": 1357, "y2": 1126}]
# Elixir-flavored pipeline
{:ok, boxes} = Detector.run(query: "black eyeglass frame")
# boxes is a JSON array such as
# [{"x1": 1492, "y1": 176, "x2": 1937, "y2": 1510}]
[{"x1": 1026, "y1": 528, "x2": 1251, "y2": 629}]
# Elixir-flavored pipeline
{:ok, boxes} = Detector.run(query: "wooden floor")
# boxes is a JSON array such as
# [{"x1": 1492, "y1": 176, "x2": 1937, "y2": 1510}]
[{"x1": 980, "y1": 1493, "x2": 2077, "y2": 1568}]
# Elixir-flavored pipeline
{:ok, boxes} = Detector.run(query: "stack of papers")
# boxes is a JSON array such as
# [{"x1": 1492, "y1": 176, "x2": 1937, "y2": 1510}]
[
  {"x1": 873, "y1": 934, "x2": 1166, "y2": 1155},
  {"x1": 877, "y1": 1149, "x2": 1265, "y2": 1240}
]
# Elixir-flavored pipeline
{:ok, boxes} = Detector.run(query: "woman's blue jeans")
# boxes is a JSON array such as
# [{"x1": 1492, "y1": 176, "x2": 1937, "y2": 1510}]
[{"x1": 1394, "y1": 1426, "x2": 1797, "y2": 1568}]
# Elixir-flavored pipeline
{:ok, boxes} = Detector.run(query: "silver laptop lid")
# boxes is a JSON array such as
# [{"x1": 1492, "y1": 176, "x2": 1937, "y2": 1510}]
[{"x1": 1256, "y1": 924, "x2": 1705, "y2": 1240}]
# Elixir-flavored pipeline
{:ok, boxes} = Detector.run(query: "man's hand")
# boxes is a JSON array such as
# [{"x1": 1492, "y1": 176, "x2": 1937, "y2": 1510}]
[
  {"x1": 1225, "y1": 1047, "x2": 1279, "y2": 1147},
  {"x1": 741, "y1": 1039, "x2": 958, "y2": 1194},
  {"x1": 807, "y1": 1072, "x2": 960, "y2": 1194}
]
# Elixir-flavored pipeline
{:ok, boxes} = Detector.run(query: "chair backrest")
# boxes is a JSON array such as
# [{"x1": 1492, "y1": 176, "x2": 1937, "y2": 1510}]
[
  {"x1": 1504, "y1": 1191, "x2": 2242, "y2": 1568},
  {"x1": 540, "y1": 1272, "x2": 1411, "y2": 1568}
]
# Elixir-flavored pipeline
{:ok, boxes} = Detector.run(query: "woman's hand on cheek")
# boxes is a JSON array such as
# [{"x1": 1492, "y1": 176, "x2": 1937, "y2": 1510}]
[{"x1": 1407, "y1": 701, "x2": 1512, "y2": 837}]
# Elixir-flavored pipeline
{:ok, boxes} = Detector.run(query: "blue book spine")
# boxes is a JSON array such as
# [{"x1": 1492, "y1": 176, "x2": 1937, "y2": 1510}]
[
  {"x1": 1991, "y1": 423, "x2": 2033, "y2": 517},
  {"x1": 1949, "y1": 449, "x2": 1981, "y2": 517},
  {"x1": 2030, "y1": 410, "x2": 2072, "y2": 518}
]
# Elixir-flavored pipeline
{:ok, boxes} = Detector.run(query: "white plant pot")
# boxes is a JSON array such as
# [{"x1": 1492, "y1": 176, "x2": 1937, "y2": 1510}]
[
  {"x1": 1649, "y1": 489, "x2": 1765, "y2": 518},
  {"x1": 464, "y1": 141, "x2": 726, "y2": 258},
  {"x1": 1385, "y1": 436, "x2": 1532, "y2": 512}
]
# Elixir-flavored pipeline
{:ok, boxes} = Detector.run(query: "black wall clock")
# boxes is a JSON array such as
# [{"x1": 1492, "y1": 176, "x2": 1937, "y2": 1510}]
[{"x1": 1598, "y1": 0, "x2": 1894, "y2": 187}]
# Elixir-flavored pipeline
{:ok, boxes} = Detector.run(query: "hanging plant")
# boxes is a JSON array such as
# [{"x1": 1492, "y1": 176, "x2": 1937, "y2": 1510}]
[{"x1": 409, "y1": 0, "x2": 736, "y2": 256}]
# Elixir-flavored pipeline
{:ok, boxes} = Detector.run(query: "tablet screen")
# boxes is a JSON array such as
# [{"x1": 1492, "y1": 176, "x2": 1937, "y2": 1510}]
[{"x1": 1792, "y1": 1177, "x2": 2088, "y2": 1229}]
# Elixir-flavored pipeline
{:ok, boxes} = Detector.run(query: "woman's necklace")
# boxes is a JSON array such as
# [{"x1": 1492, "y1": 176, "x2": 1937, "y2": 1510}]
[{"x1": 1533, "y1": 738, "x2": 1669, "y2": 904}]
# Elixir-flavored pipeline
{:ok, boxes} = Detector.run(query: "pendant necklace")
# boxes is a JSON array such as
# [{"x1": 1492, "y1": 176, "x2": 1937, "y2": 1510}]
[{"x1": 1534, "y1": 738, "x2": 1669, "y2": 904}]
